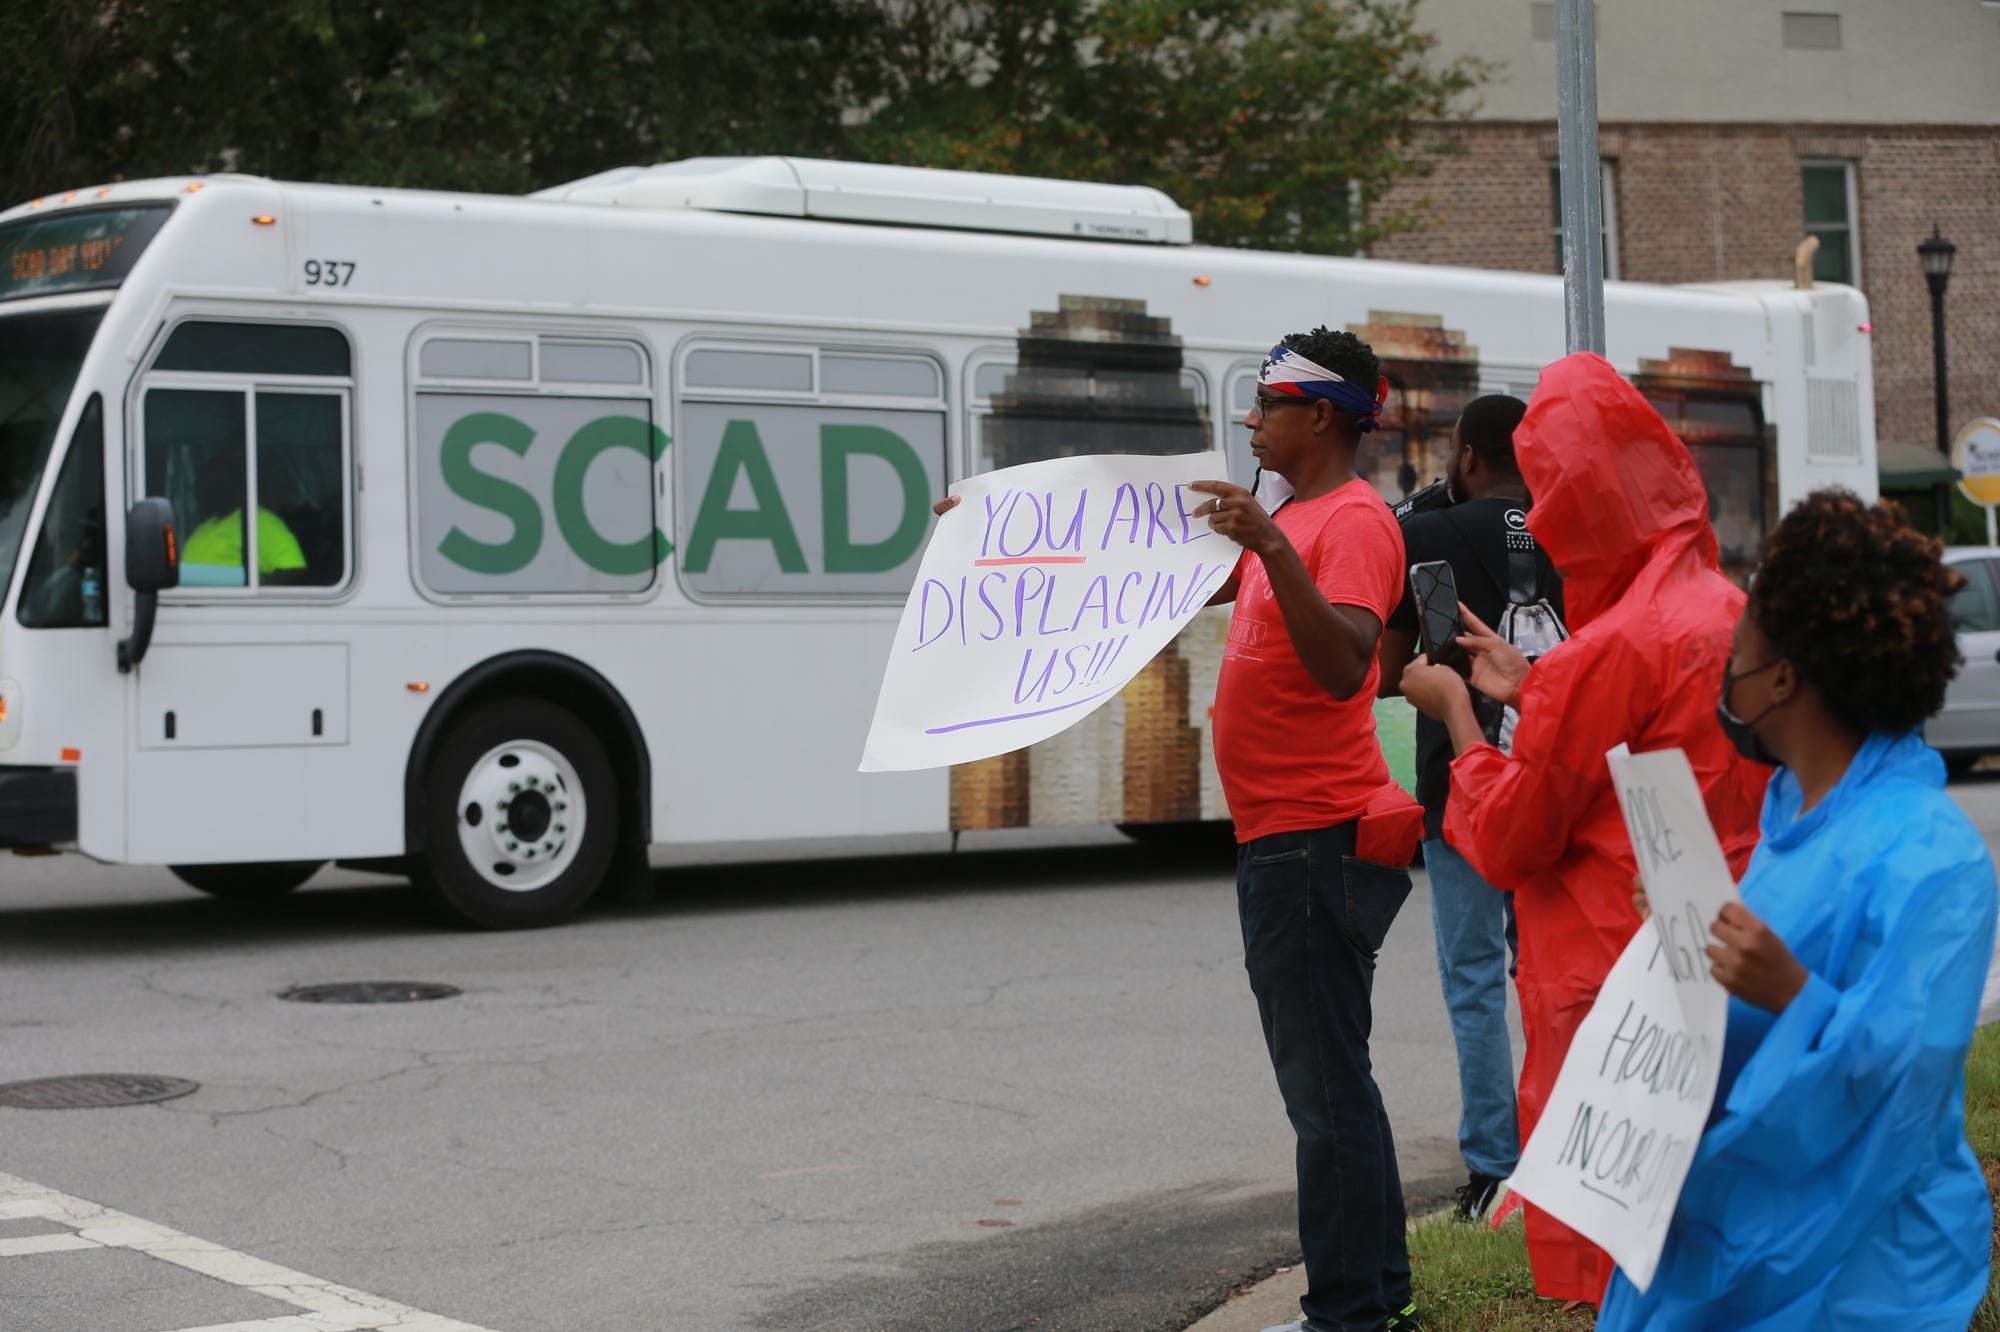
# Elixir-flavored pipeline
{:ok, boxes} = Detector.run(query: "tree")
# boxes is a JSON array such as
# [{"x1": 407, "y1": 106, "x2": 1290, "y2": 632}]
[
  {"x1": 2, "y1": 1, "x2": 1481, "y2": 256},
  {"x1": 2, "y1": 1, "x2": 891, "y2": 203},
  {"x1": 853, "y1": 0, "x2": 1485, "y2": 253}
]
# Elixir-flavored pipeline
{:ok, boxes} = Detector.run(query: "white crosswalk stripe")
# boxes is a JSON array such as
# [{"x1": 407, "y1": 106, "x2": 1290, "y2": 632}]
[
  {"x1": 0, "y1": 1231, "x2": 100, "y2": 1257},
  {"x1": 0, "y1": 1171, "x2": 500, "y2": 1332}
]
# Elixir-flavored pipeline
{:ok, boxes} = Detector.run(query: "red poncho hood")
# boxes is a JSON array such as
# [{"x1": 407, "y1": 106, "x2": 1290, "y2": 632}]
[{"x1": 1518, "y1": 353, "x2": 1720, "y2": 629}]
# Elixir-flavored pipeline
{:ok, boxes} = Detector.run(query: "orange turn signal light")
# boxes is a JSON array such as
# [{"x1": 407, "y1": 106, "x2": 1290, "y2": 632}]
[
  {"x1": 1193, "y1": 276, "x2": 1212, "y2": 286},
  {"x1": 251, "y1": 215, "x2": 276, "y2": 226},
  {"x1": 407, "y1": 682, "x2": 431, "y2": 693}
]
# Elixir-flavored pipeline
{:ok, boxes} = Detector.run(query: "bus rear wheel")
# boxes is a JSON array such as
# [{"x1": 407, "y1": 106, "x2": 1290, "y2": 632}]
[
  {"x1": 415, "y1": 697, "x2": 618, "y2": 930},
  {"x1": 169, "y1": 861, "x2": 324, "y2": 901}
]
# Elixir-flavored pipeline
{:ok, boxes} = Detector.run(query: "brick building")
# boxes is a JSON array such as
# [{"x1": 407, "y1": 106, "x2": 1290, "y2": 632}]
[{"x1": 1372, "y1": 0, "x2": 2000, "y2": 512}]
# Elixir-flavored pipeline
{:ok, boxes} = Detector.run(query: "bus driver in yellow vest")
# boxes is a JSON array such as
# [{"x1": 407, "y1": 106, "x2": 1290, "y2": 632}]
[{"x1": 180, "y1": 505, "x2": 306, "y2": 586}]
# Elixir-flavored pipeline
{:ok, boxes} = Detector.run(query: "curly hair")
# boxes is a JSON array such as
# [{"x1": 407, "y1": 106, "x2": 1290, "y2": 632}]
[
  {"x1": 1749, "y1": 489, "x2": 1966, "y2": 736},
  {"x1": 1282, "y1": 326, "x2": 1379, "y2": 392}
]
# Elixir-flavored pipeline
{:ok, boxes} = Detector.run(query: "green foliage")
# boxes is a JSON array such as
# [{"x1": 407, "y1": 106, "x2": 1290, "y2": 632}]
[
  {"x1": 854, "y1": 0, "x2": 1487, "y2": 253},
  {"x1": 1969, "y1": 1022, "x2": 2000, "y2": 1159},
  {"x1": 1, "y1": 0, "x2": 888, "y2": 201},
  {"x1": 1408, "y1": 1210, "x2": 1597, "y2": 1329},
  {"x1": 2, "y1": 0, "x2": 1483, "y2": 254},
  {"x1": 1970, "y1": 1025, "x2": 2000, "y2": 1331}
]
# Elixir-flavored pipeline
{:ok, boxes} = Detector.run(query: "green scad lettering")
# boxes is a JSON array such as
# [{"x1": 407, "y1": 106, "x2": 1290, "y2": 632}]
[
  {"x1": 684, "y1": 420, "x2": 806, "y2": 574},
  {"x1": 438, "y1": 412, "x2": 542, "y2": 575},
  {"x1": 553, "y1": 416, "x2": 673, "y2": 575},
  {"x1": 820, "y1": 424, "x2": 929, "y2": 575}
]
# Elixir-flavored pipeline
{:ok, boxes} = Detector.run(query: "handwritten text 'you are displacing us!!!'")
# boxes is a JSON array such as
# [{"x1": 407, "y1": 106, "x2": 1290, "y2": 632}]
[{"x1": 910, "y1": 481, "x2": 1234, "y2": 708}]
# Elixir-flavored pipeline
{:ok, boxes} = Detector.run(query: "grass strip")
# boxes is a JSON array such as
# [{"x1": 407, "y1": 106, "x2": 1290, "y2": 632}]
[{"x1": 1409, "y1": 1022, "x2": 2000, "y2": 1330}]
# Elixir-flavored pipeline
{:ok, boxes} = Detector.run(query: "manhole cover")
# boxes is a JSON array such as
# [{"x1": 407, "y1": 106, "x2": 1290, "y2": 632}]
[
  {"x1": 279, "y1": 981, "x2": 462, "y2": 1004},
  {"x1": 0, "y1": 1075, "x2": 198, "y2": 1109}
]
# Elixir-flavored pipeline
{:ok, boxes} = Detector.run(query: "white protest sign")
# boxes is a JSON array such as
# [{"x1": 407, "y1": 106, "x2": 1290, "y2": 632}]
[
  {"x1": 1507, "y1": 746, "x2": 1741, "y2": 1293},
  {"x1": 859, "y1": 452, "x2": 1235, "y2": 772}
]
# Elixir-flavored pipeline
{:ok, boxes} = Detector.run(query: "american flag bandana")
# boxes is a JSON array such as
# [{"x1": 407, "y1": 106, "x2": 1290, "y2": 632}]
[{"x1": 1258, "y1": 343, "x2": 1389, "y2": 433}]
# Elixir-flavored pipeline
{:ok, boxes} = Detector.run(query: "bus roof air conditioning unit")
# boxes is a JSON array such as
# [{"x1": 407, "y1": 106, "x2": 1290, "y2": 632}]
[{"x1": 531, "y1": 156, "x2": 1194, "y2": 246}]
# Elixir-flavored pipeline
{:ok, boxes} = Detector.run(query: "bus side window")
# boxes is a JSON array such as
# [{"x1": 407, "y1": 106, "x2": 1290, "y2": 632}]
[
  {"x1": 18, "y1": 395, "x2": 107, "y2": 628},
  {"x1": 140, "y1": 319, "x2": 354, "y2": 594},
  {"x1": 969, "y1": 355, "x2": 1210, "y2": 475},
  {"x1": 1647, "y1": 389, "x2": 1767, "y2": 578},
  {"x1": 256, "y1": 392, "x2": 345, "y2": 587},
  {"x1": 146, "y1": 388, "x2": 250, "y2": 588}
]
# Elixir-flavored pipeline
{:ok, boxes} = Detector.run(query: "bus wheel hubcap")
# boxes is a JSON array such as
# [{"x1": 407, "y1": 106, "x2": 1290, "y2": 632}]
[{"x1": 456, "y1": 741, "x2": 584, "y2": 892}]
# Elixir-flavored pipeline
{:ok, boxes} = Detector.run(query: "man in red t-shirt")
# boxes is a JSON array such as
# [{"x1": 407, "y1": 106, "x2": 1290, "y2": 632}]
[{"x1": 1190, "y1": 327, "x2": 1424, "y2": 1332}]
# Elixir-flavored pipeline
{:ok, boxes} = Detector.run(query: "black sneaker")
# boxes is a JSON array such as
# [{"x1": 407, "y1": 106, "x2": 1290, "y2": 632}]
[
  {"x1": 1386, "y1": 1300, "x2": 1421, "y2": 1329},
  {"x1": 1452, "y1": 1171, "x2": 1503, "y2": 1222}
]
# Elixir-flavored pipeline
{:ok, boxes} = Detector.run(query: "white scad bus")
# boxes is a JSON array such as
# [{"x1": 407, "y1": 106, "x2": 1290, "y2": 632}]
[{"x1": 0, "y1": 158, "x2": 1877, "y2": 927}]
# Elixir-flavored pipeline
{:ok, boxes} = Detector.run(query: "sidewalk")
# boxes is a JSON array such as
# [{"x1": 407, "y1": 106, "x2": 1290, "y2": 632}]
[{"x1": 1185, "y1": 1262, "x2": 1308, "y2": 1332}]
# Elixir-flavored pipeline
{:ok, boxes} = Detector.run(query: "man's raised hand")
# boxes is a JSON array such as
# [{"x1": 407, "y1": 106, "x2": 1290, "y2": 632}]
[{"x1": 1188, "y1": 480, "x2": 1282, "y2": 556}]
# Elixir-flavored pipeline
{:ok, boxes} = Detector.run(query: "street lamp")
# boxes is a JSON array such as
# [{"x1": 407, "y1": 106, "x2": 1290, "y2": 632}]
[{"x1": 1919, "y1": 225, "x2": 1957, "y2": 534}]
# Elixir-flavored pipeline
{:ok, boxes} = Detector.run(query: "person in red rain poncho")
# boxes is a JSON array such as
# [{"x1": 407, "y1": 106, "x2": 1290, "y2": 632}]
[{"x1": 1399, "y1": 352, "x2": 1770, "y2": 1306}]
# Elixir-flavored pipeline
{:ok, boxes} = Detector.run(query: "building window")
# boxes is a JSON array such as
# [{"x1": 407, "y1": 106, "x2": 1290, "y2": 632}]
[
  {"x1": 1801, "y1": 160, "x2": 1860, "y2": 286},
  {"x1": 1548, "y1": 162, "x2": 1620, "y2": 280},
  {"x1": 1781, "y1": 12, "x2": 1842, "y2": 50}
]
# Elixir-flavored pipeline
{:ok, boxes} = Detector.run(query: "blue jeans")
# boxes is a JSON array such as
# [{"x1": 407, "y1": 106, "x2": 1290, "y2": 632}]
[
  {"x1": 1422, "y1": 837, "x2": 1519, "y2": 1180},
  {"x1": 1238, "y1": 823, "x2": 1415, "y2": 1332}
]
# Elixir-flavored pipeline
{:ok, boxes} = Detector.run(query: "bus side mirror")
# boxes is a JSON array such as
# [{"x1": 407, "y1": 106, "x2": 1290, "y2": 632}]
[{"x1": 118, "y1": 498, "x2": 178, "y2": 673}]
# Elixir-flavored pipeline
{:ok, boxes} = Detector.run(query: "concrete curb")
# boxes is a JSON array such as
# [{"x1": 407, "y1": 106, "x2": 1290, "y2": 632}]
[
  {"x1": 1182, "y1": 1191, "x2": 1468, "y2": 1332},
  {"x1": 1183, "y1": 1262, "x2": 1307, "y2": 1331}
]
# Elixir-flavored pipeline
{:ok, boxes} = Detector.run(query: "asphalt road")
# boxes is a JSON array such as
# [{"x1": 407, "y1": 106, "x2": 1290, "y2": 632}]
[
  {"x1": 12, "y1": 773, "x2": 1999, "y2": 1332},
  {"x1": 0, "y1": 824, "x2": 1470, "y2": 1332}
]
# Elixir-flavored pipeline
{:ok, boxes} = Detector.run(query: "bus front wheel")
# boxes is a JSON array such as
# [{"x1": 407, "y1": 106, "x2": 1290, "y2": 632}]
[
  {"x1": 415, "y1": 697, "x2": 619, "y2": 930},
  {"x1": 169, "y1": 861, "x2": 325, "y2": 901}
]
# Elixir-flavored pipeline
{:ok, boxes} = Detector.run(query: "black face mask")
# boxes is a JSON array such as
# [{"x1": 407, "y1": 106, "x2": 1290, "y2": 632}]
[{"x1": 1716, "y1": 659, "x2": 1784, "y2": 767}]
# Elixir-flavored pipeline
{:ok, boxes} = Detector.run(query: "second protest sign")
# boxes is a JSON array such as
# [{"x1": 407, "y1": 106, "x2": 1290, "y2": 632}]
[{"x1": 1508, "y1": 745, "x2": 1741, "y2": 1292}]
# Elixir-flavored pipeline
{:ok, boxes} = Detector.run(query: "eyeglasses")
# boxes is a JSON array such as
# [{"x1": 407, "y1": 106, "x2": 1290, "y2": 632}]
[{"x1": 1251, "y1": 393, "x2": 1315, "y2": 413}]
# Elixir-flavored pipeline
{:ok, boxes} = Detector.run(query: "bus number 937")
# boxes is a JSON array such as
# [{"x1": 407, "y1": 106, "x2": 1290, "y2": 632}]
[{"x1": 303, "y1": 259, "x2": 355, "y2": 287}]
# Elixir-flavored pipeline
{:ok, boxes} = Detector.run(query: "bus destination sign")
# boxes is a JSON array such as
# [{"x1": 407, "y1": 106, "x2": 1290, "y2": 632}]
[{"x1": 0, "y1": 204, "x2": 172, "y2": 304}]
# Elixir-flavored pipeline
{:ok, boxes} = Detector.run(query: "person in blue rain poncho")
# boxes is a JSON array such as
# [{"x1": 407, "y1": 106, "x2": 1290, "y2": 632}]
[{"x1": 1598, "y1": 489, "x2": 1998, "y2": 1330}]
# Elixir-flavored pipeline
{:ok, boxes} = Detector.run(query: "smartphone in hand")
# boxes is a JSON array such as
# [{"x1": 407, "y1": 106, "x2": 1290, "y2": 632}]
[{"x1": 1409, "y1": 560, "x2": 1471, "y2": 677}]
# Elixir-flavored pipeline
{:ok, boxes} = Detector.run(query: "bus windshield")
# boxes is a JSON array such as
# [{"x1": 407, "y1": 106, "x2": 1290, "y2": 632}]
[{"x1": 0, "y1": 308, "x2": 106, "y2": 607}]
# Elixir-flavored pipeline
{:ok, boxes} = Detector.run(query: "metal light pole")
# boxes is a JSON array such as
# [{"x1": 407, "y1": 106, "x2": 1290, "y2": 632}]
[
  {"x1": 1919, "y1": 226, "x2": 1957, "y2": 535},
  {"x1": 1554, "y1": 0, "x2": 1605, "y2": 356}
]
